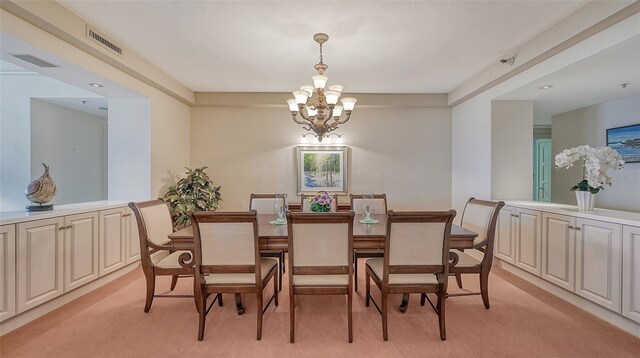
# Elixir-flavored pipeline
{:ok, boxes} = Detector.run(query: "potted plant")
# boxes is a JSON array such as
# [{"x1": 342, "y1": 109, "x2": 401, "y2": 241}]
[
  {"x1": 164, "y1": 167, "x2": 222, "y2": 229},
  {"x1": 554, "y1": 145, "x2": 624, "y2": 211},
  {"x1": 307, "y1": 191, "x2": 333, "y2": 212}
]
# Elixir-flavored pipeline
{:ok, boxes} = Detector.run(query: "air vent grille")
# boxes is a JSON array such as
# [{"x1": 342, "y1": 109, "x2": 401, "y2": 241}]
[
  {"x1": 86, "y1": 27, "x2": 123, "y2": 55},
  {"x1": 12, "y1": 54, "x2": 58, "y2": 68}
]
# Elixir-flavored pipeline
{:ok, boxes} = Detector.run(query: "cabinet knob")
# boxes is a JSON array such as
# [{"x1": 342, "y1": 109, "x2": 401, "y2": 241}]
[
  {"x1": 568, "y1": 225, "x2": 574, "y2": 229},
  {"x1": 575, "y1": 227, "x2": 581, "y2": 231}
]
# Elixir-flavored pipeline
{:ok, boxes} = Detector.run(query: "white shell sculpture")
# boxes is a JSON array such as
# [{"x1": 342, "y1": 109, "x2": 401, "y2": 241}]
[{"x1": 25, "y1": 163, "x2": 57, "y2": 204}]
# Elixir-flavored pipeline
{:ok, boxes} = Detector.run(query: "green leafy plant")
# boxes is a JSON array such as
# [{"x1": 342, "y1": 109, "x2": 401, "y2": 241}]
[{"x1": 164, "y1": 167, "x2": 221, "y2": 229}]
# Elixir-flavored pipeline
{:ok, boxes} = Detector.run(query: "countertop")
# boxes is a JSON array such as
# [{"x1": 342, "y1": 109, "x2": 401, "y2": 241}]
[
  {"x1": 0, "y1": 201, "x2": 129, "y2": 226},
  {"x1": 503, "y1": 200, "x2": 640, "y2": 227}
]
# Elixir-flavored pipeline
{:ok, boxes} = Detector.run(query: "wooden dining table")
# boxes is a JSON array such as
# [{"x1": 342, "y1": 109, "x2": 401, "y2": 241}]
[{"x1": 168, "y1": 214, "x2": 478, "y2": 314}]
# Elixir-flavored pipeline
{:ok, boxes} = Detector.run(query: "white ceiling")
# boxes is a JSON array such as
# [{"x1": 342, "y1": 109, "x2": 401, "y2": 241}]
[
  {"x1": 498, "y1": 34, "x2": 640, "y2": 117},
  {"x1": 58, "y1": 0, "x2": 586, "y2": 93},
  {"x1": 36, "y1": 97, "x2": 109, "y2": 118}
]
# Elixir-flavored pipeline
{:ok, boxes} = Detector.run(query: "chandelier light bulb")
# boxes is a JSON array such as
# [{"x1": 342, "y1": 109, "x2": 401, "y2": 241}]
[
  {"x1": 287, "y1": 99, "x2": 299, "y2": 112},
  {"x1": 293, "y1": 90, "x2": 309, "y2": 104},
  {"x1": 341, "y1": 97, "x2": 357, "y2": 111},
  {"x1": 312, "y1": 75, "x2": 329, "y2": 89},
  {"x1": 300, "y1": 85, "x2": 315, "y2": 97},
  {"x1": 332, "y1": 105, "x2": 343, "y2": 117},
  {"x1": 324, "y1": 90, "x2": 341, "y2": 105},
  {"x1": 329, "y1": 85, "x2": 343, "y2": 94}
]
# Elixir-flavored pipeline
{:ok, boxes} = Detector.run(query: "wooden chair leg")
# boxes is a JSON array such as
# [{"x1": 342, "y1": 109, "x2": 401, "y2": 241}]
[
  {"x1": 278, "y1": 262, "x2": 283, "y2": 292},
  {"x1": 144, "y1": 273, "x2": 155, "y2": 313},
  {"x1": 480, "y1": 270, "x2": 490, "y2": 309},
  {"x1": 256, "y1": 291, "x2": 263, "y2": 340},
  {"x1": 170, "y1": 275, "x2": 178, "y2": 291},
  {"x1": 289, "y1": 294, "x2": 295, "y2": 343},
  {"x1": 381, "y1": 290, "x2": 389, "y2": 341},
  {"x1": 193, "y1": 276, "x2": 200, "y2": 313},
  {"x1": 281, "y1": 251, "x2": 285, "y2": 273},
  {"x1": 274, "y1": 274, "x2": 279, "y2": 306},
  {"x1": 354, "y1": 254, "x2": 359, "y2": 292},
  {"x1": 198, "y1": 291, "x2": 208, "y2": 341},
  {"x1": 348, "y1": 289, "x2": 353, "y2": 343},
  {"x1": 365, "y1": 270, "x2": 371, "y2": 307},
  {"x1": 218, "y1": 293, "x2": 224, "y2": 307},
  {"x1": 438, "y1": 292, "x2": 446, "y2": 341},
  {"x1": 455, "y1": 273, "x2": 463, "y2": 289},
  {"x1": 420, "y1": 293, "x2": 426, "y2": 306}
]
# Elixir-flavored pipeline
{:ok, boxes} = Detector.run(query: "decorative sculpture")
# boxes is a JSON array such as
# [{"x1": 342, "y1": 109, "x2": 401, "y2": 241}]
[{"x1": 25, "y1": 163, "x2": 57, "y2": 211}]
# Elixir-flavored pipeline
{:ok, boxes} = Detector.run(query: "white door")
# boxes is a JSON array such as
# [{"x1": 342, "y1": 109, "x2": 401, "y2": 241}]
[
  {"x1": 534, "y1": 139, "x2": 552, "y2": 202},
  {"x1": 64, "y1": 212, "x2": 99, "y2": 291},
  {"x1": 515, "y1": 208, "x2": 542, "y2": 276},
  {"x1": 125, "y1": 209, "x2": 141, "y2": 264},
  {"x1": 622, "y1": 225, "x2": 640, "y2": 323},
  {"x1": 575, "y1": 218, "x2": 622, "y2": 313},
  {"x1": 0, "y1": 225, "x2": 16, "y2": 322},
  {"x1": 17, "y1": 217, "x2": 65, "y2": 313},
  {"x1": 495, "y1": 206, "x2": 516, "y2": 264},
  {"x1": 99, "y1": 208, "x2": 126, "y2": 276},
  {"x1": 541, "y1": 213, "x2": 575, "y2": 291}
]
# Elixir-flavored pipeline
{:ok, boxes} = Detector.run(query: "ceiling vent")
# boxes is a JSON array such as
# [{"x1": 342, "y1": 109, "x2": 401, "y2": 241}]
[
  {"x1": 86, "y1": 26, "x2": 123, "y2": 56},
  {"x1": 12, "y1": 54, "x2": 58, "y2": 68}
]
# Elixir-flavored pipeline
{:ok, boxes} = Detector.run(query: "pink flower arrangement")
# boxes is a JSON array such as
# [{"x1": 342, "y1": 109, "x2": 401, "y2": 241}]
[{"x1": 308, "y1": 191, "x2": 333, "y2": 212}]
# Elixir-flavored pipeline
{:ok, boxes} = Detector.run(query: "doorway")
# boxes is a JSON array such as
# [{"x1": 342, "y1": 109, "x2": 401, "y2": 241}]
[{"x1": 533, "y1": 139, "x2": 552, "y2": 202}]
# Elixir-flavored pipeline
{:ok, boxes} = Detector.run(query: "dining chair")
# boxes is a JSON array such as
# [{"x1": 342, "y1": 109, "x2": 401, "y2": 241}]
[
  {"x1": 286, "y1": 211, "x2": 355, "y2": 343},
  {"x1": 190, "y1": 211, "x2": 278, "y2": 341},
  {"x1": 300, "y1": 193, "x2": 338, "y2": 212},
  {"x1": 128, "y1": 199, "x2": 197, "y2": 313},
  {"x1": 350, "y1": 193, "x2": 387, "y2": 291},
  {"x1": 448, "y1": 198, "x2": 504, "y2": 309},
  {"x1": 365, "y1": 210, "x2": 456, "y2": 341},
  {"x1": 250, "y1": 193, "x2": 286, "y2": 291}
]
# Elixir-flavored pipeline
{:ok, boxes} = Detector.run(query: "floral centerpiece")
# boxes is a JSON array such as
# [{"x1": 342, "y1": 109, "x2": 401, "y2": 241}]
[
  {"x1": 307, "y1": 191, "x2": 333, "y2": 212},
  {"x1": 554, "y1": 145, "x2": 624, "y2": 211}
]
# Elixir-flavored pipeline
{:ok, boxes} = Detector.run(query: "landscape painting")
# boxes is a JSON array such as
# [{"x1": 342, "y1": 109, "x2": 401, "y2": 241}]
[
  {"x1": 296, "y1": 146, "x2": 347, "y2": 194},
  {"x1": 607, "y1": 124, "x2": 640, "y2": 163}
]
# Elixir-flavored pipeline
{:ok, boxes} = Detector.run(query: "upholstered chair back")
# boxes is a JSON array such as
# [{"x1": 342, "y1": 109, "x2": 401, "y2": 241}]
[
  {"x1": 385, "y1": 211, "x2": 456, "y2": 276},
  {"x1": 287, "y1": 212, "x2": 354, "y2": 268},
  {"x1": 350, "y1": 194, "x2": 387, "y2": 215},
  {"x1": 461, "y1": 202, "x2": 494, "y2": 246},
  {"x1": 301, "y1": 194, "x2": 338, "y2": 212},
  {"x1": 138, "y1": 202, "x2": 174, "y2": 247},
  {"x1": 249, "y1": 194, "x2": 279, "y2": 215}
]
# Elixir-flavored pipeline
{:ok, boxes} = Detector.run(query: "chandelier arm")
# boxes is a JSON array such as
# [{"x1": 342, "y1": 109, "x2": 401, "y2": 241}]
[
  {"x1": 335, "y1": 113, "x2": 352, "y2": 125},
  {"x1": 323, "y1": 108, "x2": 334, "y2": 125},
  {"x1": 291, "y1": 115, "x2": 307, "y2": 125}
]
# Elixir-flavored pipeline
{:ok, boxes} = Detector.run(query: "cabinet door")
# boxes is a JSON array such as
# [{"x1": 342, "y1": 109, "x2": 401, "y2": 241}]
[
  {"x1": 99, "y1": 208, "x2": 126, "y2": 276},
  {"x1": 0, "y1": 225, "x2": 16, "y2": 322},
  {"x1": 622, "y1": 225, "x2": 640, "y2": 323},
  {"x1": 575, "y1": 218, "x2": 622, "y2": 313},
  {"x1": 515, "y1": 208, "x2": 542, "y2": 276},
  {"x1": 541, "y1": 213, "x2": 575, "y2": 291},
  {"x1": 495, "y1": 206, "x2": 516, "y2": 264},
  {"x1": 125, "y1": 209, "x2": 141, "y2": 264},
  {"x1": 17, "y1": 217, "x2": 65, "y2": 313},
  {"x1": 64, "y1": 212, "x2": 99, "y2": 291}
]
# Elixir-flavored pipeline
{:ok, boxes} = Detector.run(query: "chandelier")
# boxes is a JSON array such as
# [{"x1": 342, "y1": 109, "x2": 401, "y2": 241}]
[{"x1": 287, "y1": 33, "x2": 357, "y2": 142}]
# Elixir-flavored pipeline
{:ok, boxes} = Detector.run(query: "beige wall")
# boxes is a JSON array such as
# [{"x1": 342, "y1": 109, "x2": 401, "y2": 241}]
[
  {"x1": 1, "y1": 8, "x2": 191, "y2": 201},
  {"x1": 552, "y1": 95, "x2": 640, "y2": 212},
  {"x1": 491, "y1": 100, "x2": 534, "y2": 200},
  {"x1": 191, "y1": 94, "x2": 452, "y2": 211}
]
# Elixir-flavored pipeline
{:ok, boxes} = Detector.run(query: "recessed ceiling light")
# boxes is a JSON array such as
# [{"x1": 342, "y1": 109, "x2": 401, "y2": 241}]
[
  {"x1": 620, "y1": 83, "x2": 630, "y2": 88},
  {"x1": 90, "y1": 83, "x2": 103, "y2": 87},
  {"x1": 539, "y1": 85, "x2": 554, "y2": 90}
]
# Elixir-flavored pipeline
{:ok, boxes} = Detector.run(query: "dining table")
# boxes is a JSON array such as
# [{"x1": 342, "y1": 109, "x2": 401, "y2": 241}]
[{"x1": 168, "y1": 214, "x2": 478, "y2": 314}]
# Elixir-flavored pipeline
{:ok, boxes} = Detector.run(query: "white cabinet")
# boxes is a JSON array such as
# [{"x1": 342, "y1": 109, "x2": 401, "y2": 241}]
[
  {"x1": 124, "y1": 209, "x2": 141, "y2": 264},
  {"x1": 541, "y1": 213, "x2": 575, "y2": 291},
  {"x1": 64, "y1": 212, "x2": 99, "y2": 292},
  {"x1": 623, "y1": 225, "x2": 640, "y2": 323},
  {"x1": 16, "y1": 217, "x2": 65, "y2": 313},
  {"x1": 495, "y1": 206, "x2": 516, "y2": 264},
  {"x1": 575, "y1": 218, "x2": 622, "y2": 313},
  {"x1": 98, "y1": 208, "x2": 126, "y2": 276},
  {"x1": 514, "y1": 208, "x2": 542, "y2": 276},
  {"x1": 0, "y1": 225, "x2": 16, "y2": 322}
]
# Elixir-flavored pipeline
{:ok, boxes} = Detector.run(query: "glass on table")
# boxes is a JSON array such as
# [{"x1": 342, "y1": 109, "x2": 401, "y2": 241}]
[{"x1": 273, "y1": 194, "x2": 286, "y2": 224}]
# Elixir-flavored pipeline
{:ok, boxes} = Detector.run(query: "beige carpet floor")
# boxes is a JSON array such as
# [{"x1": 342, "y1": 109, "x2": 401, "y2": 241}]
[{"x1": 1, "y1": 260, "x2": 639, "y2": 357}]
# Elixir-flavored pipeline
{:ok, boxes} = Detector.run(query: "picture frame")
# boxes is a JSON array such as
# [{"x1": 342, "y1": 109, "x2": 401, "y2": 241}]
[
  {"x1": 606, "y1": 123, "x2": 640, "y2": 163},
  {"x1": 296, "y1": 145, "x2": 348, "y2": 195}
]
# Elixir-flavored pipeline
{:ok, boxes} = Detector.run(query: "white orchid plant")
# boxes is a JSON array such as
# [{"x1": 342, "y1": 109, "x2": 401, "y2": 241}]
[{"x1": 554, "y1": 145, "x2": 624, "y2": 194}]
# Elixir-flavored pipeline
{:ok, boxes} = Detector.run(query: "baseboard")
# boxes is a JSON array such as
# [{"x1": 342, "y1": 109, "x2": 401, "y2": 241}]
[
  {"x1": 494, "y1": 258, "x2": 640, "y2": 338},
  {"x1": 0, "y1": 261, "x2": 140, "y2": 336}
]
